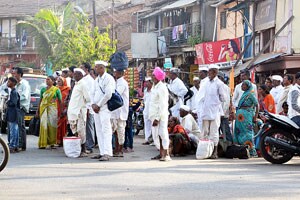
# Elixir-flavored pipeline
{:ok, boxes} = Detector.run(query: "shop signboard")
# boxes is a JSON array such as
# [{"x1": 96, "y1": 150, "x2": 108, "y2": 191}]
[{"x1": 195, "y1": 38, "x2": 241, "y2": 68}]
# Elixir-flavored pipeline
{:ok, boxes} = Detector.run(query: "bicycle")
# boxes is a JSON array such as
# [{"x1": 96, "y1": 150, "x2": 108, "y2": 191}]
[{"x1": 0, "y1": 134, "x2": 9, "y2": 172}]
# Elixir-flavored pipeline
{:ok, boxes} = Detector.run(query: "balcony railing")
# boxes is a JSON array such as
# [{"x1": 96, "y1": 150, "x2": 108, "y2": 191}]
[
  {"x1": 155, "y1": 22, "x2": 201, "y2": 48},
  {"x1": 0, "y1": 36, "x2": 36, "y2": 52}
]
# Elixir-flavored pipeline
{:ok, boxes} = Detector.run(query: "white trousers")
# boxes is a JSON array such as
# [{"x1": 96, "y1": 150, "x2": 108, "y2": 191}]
[
  {"x1": 111, "y1": 119, "x2": 126, "y2": 144},
  {"x1": 94, "y1": 107, "x2": 113, "y2": 156},
  {"x1": 151, "y1": 119, "x2": 169, "y2": 150},
  {"x1": 143, "y1": 115, "x2": 152, "y2": 141},
  {"x1": 201, "y1": 117, "x2": 221, "y2": 146}
]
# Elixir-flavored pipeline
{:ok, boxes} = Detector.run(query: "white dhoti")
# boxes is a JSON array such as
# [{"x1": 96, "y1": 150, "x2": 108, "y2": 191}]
[
  {"x1": 200, "y1": 117, "x2": 221, "y2": 146},
  {"x1": 111, "y1": 119, "x2": 126, "y2": 144},
  {"x1": 94, "y1": 106, "x2": 113, "y2": 156},
  {"x1": 69, "y1": 112, "x2": 86, "y2": 144},
  {"x1": 143, "y1": 115, "x2": 152, "y2": 142},
  {"x1": 151, "y1": 119, "x2": 169, "y2": 150}
]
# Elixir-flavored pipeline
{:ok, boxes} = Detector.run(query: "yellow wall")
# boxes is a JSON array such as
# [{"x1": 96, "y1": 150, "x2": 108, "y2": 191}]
[
  {"x1": 217, "y1": 2, "x2": 244, "y2": 40},
  {"x1": 292, "y1": 0, "x2": 300, "y2": 53}
]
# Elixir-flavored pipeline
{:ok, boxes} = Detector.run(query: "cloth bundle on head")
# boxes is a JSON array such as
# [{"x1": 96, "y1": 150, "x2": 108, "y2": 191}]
[
  {"x1": 272, "y1": 75, "x2": 283, "y2": 82},
  {"x1": 95, "y1": 60, "x2": 108, "y2": 67},
  {"x1": 74, "y1": 68, "x2": 86, "y2": 76},
  {"x1": 152, "y1": 67, "x2": 165, "y2": 81},
  {"x1": 109, "y1": 51, "x2": 128, "y2": 71},
  {"x1": 180, "y1": 105, "x2": 190, "y2": 112},
  {"x1": 198, "y1": 66, "x2": 209, "y2": 71}
]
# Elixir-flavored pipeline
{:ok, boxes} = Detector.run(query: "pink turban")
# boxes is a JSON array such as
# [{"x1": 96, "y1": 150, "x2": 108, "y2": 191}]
[{"x1": 152, "y1": 67, "x2": 165, "y2": 81}]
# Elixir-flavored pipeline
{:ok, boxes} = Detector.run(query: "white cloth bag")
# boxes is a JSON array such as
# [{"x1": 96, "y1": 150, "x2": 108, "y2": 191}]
[
  {"x1": 196, "y1": 139, "x2": 214, "y2": 159},
  {"x1": 63, "y1": 137, "x2": 81, "y2": 158}
]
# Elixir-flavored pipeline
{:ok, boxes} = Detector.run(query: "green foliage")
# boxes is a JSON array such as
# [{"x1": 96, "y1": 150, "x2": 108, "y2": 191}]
[
  {"x1": 187, "y1": 34, "x2": 202, "y2": 47},
  {"x1": 18, "y1": 3, "x2": 116, "y2": 70}
]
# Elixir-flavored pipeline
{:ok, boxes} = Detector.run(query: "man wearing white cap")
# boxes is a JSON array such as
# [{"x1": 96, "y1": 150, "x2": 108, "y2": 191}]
[
  {"x1": 111, "y1": 69, "x2": 129, "y2": 157},
  {"x1": 270, "y1": 75, "x2": 284, "y2": 108},
  {"x1": 200, "y1": 64, "x2": 225, "y2": 159},
  {"x1": 142, "y1": 77, "x2": 153, "y2": 145},
  {"x1": 277, "y1": 74, "x2": 293, "y2": 114},
  {"x1": 187, "y1": 77, "x2": 200, "y2": 111},
  {"x1": 180, "y1": 105, "x2": 200, "y2": 148},
  {"x1": 167, "y1": 68, "x2": 188, "y2": 118},
  {"x1": 67, "y1": 68, "x2": 91, "y2": 157},
  {"x1": 91, "y1": 60, "x2": 116, "y2": 161},
  {"x1": 195, "y1": 66, "x2": 209, "y2": 129},
  {"x1": 80, "y1": 62, "x2": 96, "y2": 154}
]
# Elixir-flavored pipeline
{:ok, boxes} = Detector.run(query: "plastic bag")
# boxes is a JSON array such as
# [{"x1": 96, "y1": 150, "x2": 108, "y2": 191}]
[
  {"x1": 196, "y1": 139, "x2": 214, "y2": 159},
  {"x1": 63, "y1": 137, "x2": 81, "y2": 158}
]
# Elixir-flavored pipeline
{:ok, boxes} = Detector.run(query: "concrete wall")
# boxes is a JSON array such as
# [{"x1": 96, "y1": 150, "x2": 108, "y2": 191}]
[
  {"x1": 202, "y1": 2, "x2": 215, "y2": 41},
  {"x1": 217, "y1": 2, "x2": 244, "y2": 41},
  {"x1": 96, "y1": 4, "x2": 144, "y2": 51},
  {"x1": 292, "y1": 0, "x2": 300, "y2": 53}
]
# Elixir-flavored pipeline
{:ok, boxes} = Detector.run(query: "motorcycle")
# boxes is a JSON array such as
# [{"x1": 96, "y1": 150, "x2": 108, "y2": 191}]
[{"x1": 256, "y1": 111, "x2": 300, "y2": 164}]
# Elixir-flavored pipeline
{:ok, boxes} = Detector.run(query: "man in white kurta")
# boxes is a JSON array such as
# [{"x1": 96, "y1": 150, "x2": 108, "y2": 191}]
[
  {"x1": 168, "y1": 68, "x2": 188, "y2": 118},
  {"x1": 180, "y1": 105, "x2": 201, "y2": 146},
  {"x1": 270, "y1": 75, "x2": 284, "y2": 110},
  {"x1": 277, "y1": 74, "x2": 293, "y2": 113},
  {"x1": 67, "y1": 68, "x2": 91, "y2": 157},
  {"x1": 92, "y1": 61, "x2": 116, "y2": 161},
  {"x1": 142, "y1": 77, "x2": 153, "y2": 144},
  {"x1": 187, "y1": 77, "x2": 200, "y2": 111},
  {"x1": 111, "y1": 70, "x2": 129, "y2": 157},
  {"x1": 195, "y1": 66, "x2": 209, "y2": 129},
  {"x1": 149, "y1": 67, "x2": 171, "y2": 161},
  {"x1": 81, "y1": 62, "x2": 96, "y2": 154},
  {"x1": 232, "y1": 69, "x2": 258, "y2": 109},
  {"x1": 200, "y1": 64, "x2": 225, "y2": 159}
]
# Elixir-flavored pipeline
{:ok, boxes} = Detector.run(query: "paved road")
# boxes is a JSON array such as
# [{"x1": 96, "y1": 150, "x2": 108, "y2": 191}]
[{"x1": 1, "y1": 134, "x2": 300, "y2": 200}]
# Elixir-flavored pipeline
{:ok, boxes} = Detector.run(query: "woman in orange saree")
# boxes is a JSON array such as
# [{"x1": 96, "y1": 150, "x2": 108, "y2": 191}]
[{"x1": 57, "y1": 77, "x2": 70, "y2": 146}]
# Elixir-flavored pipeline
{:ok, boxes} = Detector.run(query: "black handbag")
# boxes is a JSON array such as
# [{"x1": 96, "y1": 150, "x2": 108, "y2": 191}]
[
  {"x1": 225, "y1": 144, "x2": 250, "y2": 159},
  {"x1": 99, "y1": 86, "x2": 123, "y2": 111}
]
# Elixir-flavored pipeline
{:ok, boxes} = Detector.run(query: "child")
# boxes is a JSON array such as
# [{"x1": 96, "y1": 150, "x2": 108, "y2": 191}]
[
  {"x1": 6, "y1": 77, "x2": 20, "y2": 153},
  {"x1": 279, "y1": 102, "x2": 288, "y2": 116}
]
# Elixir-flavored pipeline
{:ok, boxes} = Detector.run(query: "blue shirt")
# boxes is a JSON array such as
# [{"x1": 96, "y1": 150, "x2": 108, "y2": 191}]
[{"x1": 16, "y1": 79, "x2": 31, "y2": 113}]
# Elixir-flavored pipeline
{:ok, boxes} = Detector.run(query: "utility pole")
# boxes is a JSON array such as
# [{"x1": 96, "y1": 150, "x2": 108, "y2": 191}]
[
  {"x1": 112, "y1": 0, "x2": 115, "y2": 47},
  {"x1": 92, "y1": 0, "x2": 96, "y2": 28}
]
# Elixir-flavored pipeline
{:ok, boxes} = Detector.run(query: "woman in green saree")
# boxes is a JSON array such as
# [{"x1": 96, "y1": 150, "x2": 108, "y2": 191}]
[{"x1": 37, "y1": 76, "x2": 62, "y2": 149}]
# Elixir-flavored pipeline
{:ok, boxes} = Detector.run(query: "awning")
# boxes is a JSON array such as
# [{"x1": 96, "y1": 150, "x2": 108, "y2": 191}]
[
  {"x1": 223, "y1": 52, "x2": 284, "y2": 77},
  {"x1": 142, "y1": 0, "x2": 197, "y2": 19},
  {"x1": 210, "y1": 0, "x2": 234, "y2": 7},
  {"x1": 161, "y1": 0, "x2": 197, "y2": 11}
]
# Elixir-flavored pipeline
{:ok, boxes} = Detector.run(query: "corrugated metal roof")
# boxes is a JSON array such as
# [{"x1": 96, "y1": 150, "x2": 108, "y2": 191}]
[{"x1": 161, "y1": 0, "x2": 197, "y2": 11}]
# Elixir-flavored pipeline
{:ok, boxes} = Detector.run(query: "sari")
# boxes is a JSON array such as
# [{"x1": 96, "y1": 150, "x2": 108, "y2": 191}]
[
  {"x1": 259, "y1": 94, "x2": 276, "y2": 114},
  {"x1": 168, "y1": 124, "x2": 191, "y2": 155},
  {"x1": 38, "y1": 86, "x2": 62, "y2": 148},
  {"x1": 57, "y1": 78, "x2": 70, "y2": 145},
  {"x1": 234, "y1": 80, "x2": 258, "y2": 156}
]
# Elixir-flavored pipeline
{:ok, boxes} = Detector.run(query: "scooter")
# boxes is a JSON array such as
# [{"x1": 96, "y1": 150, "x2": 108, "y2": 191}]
[{"x1": 256, "y1": 111, "x2": 300, "y2": 164}]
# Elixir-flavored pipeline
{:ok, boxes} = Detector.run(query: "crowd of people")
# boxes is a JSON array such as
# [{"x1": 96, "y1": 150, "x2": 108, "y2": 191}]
[{"x1": 2, "y1": 50, "x2": 300, "y2": 162}]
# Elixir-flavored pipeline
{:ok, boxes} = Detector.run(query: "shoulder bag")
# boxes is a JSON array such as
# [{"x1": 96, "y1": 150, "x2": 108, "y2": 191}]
[{"x1": 98, "y1": 82, "x2": 123, "y2": 111}]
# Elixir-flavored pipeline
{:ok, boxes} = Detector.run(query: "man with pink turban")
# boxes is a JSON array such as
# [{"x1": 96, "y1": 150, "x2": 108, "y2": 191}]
[{"x1": 149, "y1": 67, "x2": 171, "y2": 161}]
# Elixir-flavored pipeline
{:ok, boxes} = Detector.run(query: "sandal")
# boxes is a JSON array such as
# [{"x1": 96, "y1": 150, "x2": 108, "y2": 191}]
[
  {"x1": 91, "y1": 154, "x2": 102, "y2": 159},
  {"x1": 151, "y1": 154, "x2": 161, "y2": 160},
  {"x1": 142, "y1": 141, "x2": 150, "y2": 145}
]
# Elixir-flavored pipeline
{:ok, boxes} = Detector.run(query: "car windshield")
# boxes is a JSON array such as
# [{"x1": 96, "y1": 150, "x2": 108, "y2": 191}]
[{"x1": 24, "y1": 77, "x2": 46, "y2": 96}]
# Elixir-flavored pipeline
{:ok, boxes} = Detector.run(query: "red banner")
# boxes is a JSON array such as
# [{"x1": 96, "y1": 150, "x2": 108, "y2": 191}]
[{"x1": 195, "y1": 38, "x2": 241, "y2": 65}]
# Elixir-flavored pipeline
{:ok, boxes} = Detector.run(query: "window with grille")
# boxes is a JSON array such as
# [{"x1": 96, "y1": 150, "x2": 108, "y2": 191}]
[{"x1": 220, "y1": 11, "x2": 227, "y2": 29}]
